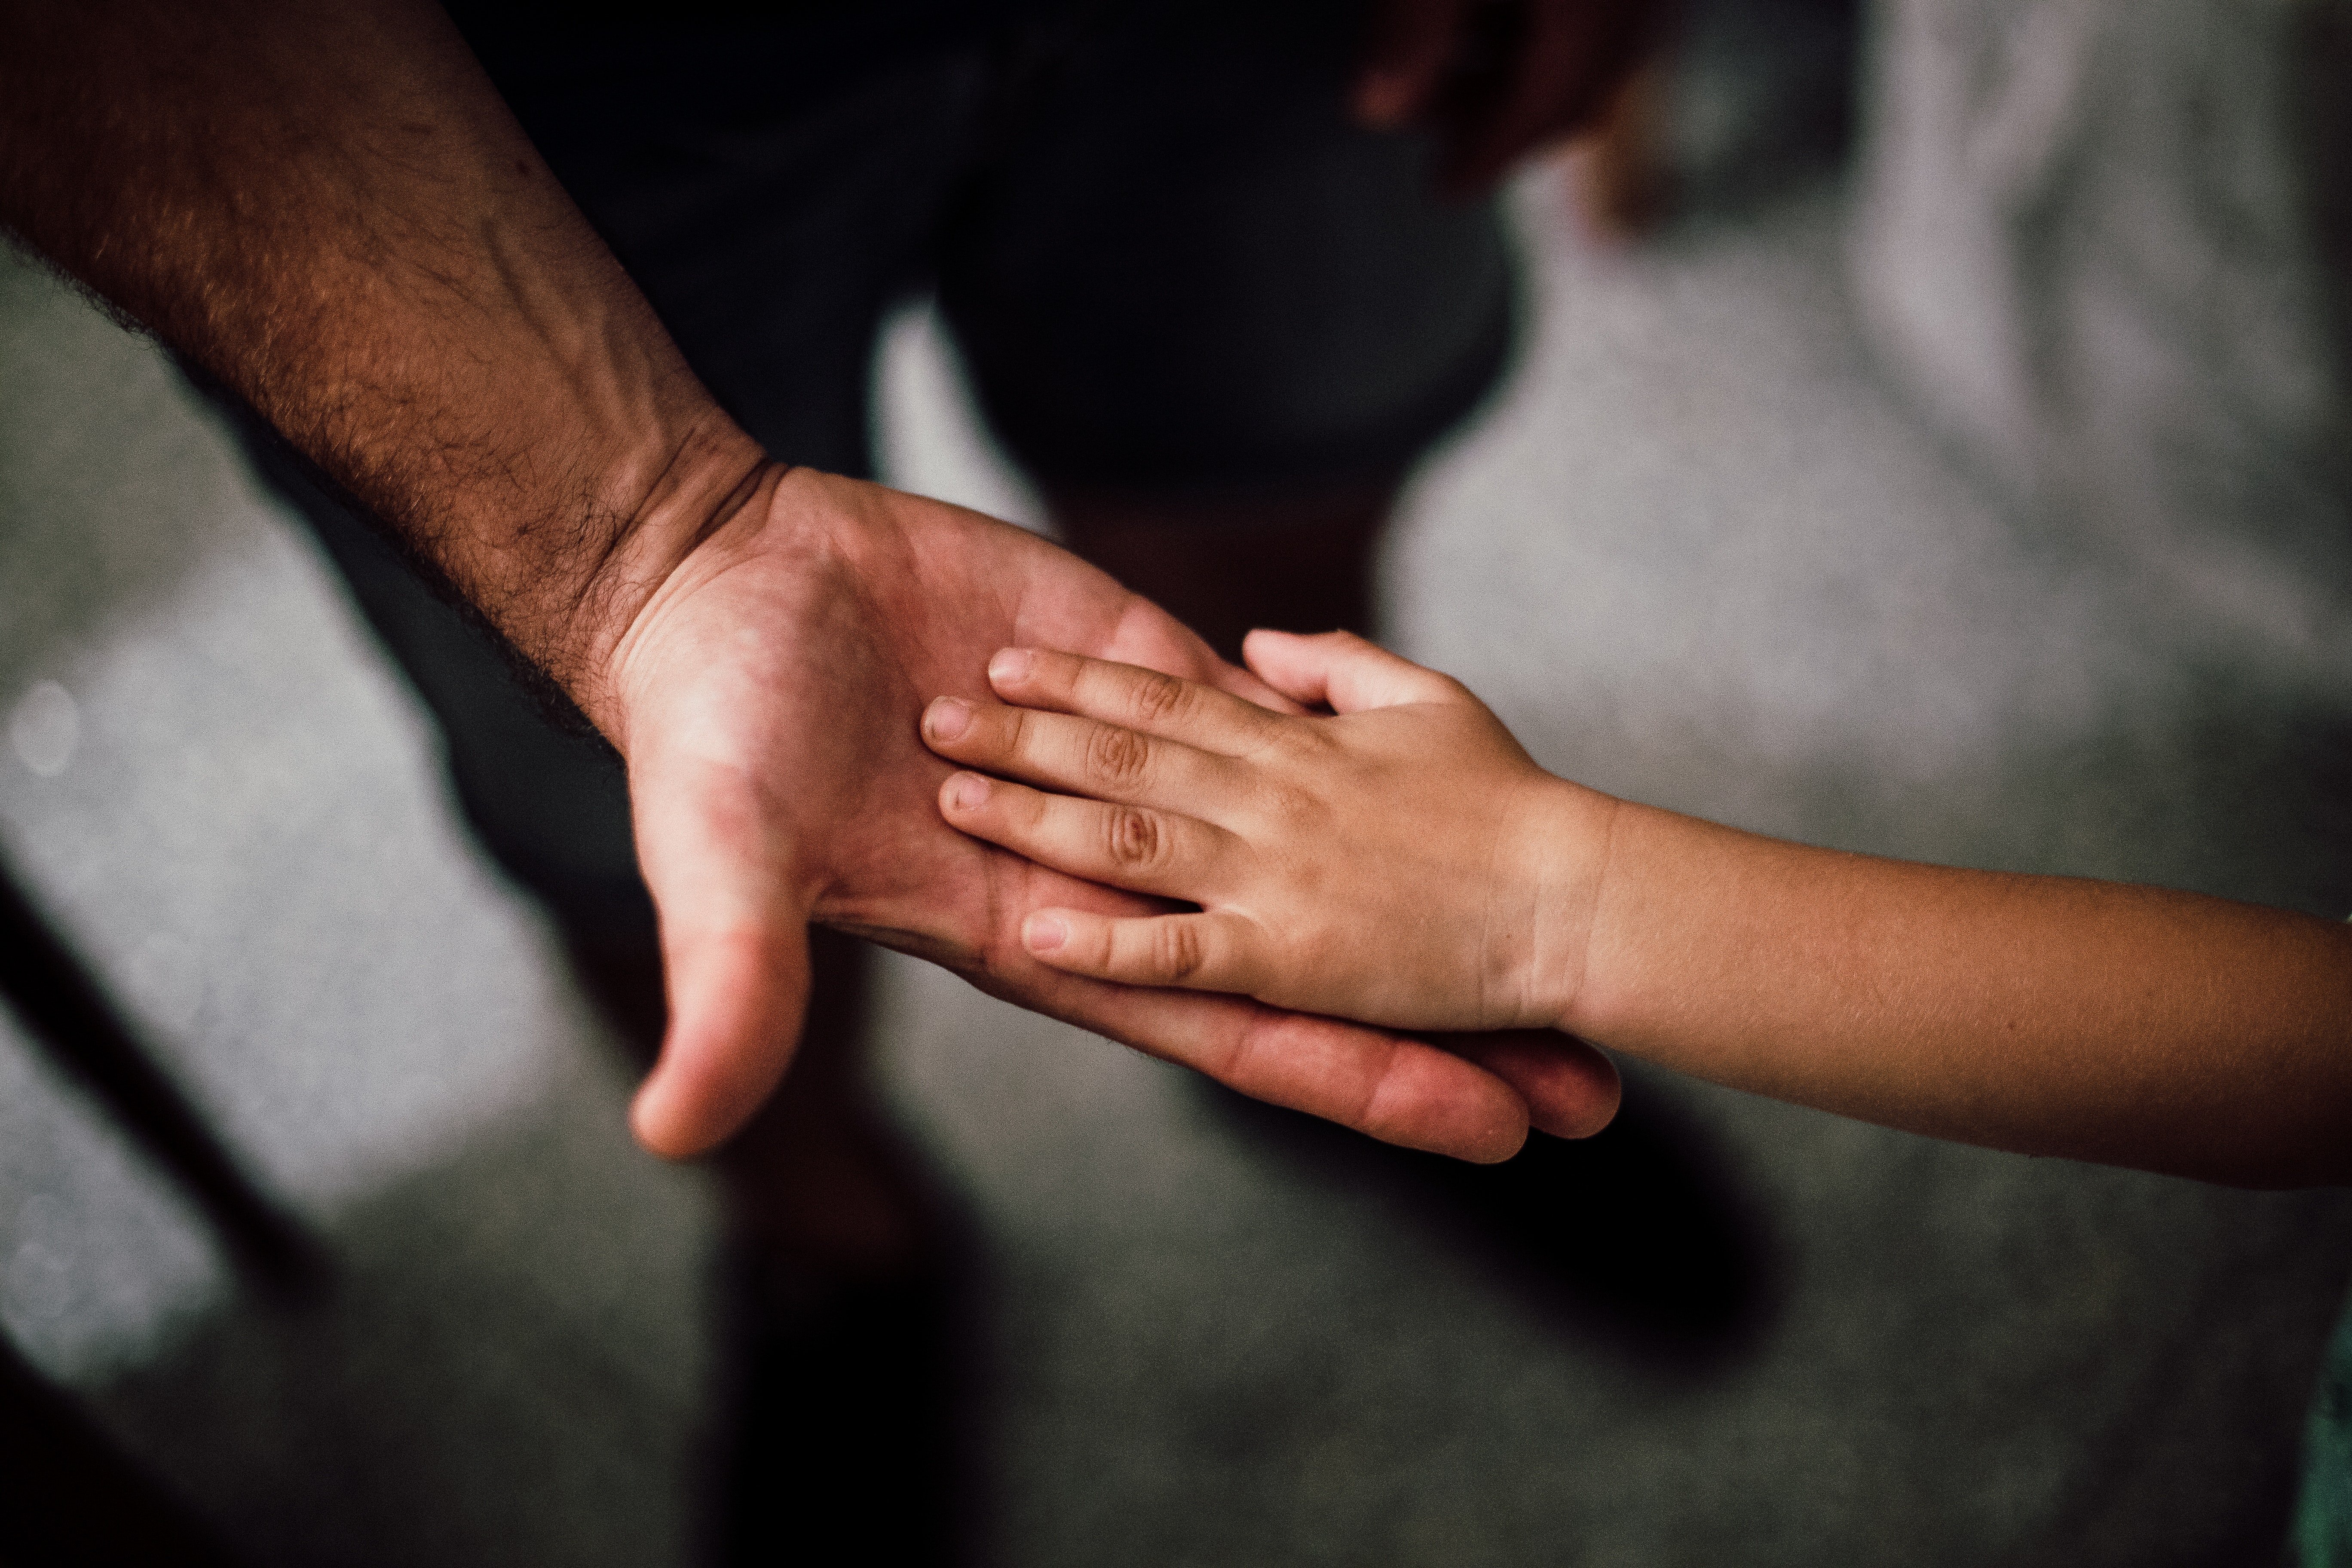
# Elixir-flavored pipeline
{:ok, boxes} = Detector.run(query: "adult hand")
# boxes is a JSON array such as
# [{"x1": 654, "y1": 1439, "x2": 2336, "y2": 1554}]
[
  {"x1": 1355, "y1": 0, "x2": 1657, "y2": 193},
  {"x1": 0, "y1": 0, "x2": 1617, "y2": 1164},
  {"x1": 606, "y1": 469, "x2": 1617, "y2": 1163}
]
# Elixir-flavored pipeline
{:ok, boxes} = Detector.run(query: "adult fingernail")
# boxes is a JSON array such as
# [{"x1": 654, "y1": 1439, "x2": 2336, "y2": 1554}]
[
  {"x1": 925, "y1": 696, "x2": 972, "y2": 741},
  {"x1": 989, "y1": 647, "x2": 1034, "y2": 684},
  {"x1": 946, "y1": 772, "x2": 988, "y2": 810},
  {"x1": 1025, "y1": 913, "x2": 1067, "y2": 952}
]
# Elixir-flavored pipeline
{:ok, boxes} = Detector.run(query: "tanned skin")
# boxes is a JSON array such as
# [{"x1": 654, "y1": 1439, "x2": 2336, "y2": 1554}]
[{"x1": 1, "y1": 0, "x2": 1632, "y2": 1164}]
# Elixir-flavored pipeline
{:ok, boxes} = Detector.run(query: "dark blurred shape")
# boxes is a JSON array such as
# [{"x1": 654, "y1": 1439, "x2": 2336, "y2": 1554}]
[
  {"x1": 0, "y1": 857, "x2": 326, "y2": 1303},
  {"x1": 1574, "y1": 0, "x2": 1863, "y2": 237},
  {"x1": 563, "y1": 929, "x2": 986, "y2": 1568},
  {"x1": 0, "y1": 1331, "x2": 243, "y2": 1567},
  {"x1": 721, "y1": 1254, "x2": 986, "y2": 1568},
  {"x1": 1217, "y1": 1073, "x2": 1774, "y2": 1369},
  {"x1": 1669, "y1": 0, "x2": 1862, "y2": 217}
]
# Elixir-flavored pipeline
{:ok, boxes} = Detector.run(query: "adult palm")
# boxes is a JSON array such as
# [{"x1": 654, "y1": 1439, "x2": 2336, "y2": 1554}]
[{"x1": 606, "y1": 468, "x2": 1619, "y2": 1162}]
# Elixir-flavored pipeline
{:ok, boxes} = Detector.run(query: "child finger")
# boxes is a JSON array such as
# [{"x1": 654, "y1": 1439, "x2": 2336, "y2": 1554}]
[
  {"x1": 1240, "y1": 629, "x2": 1468, "y2": 715},
  {"x1": 938, "y1": 771, "x2": 1233, "y2": 901},
  {"x1": 923, "y1": 693, "x2": 1233, "y2": 808},
  {"x1": 986, "y1": 647, "x2": 1283, "y2": 756},
  {"x1": 1019, "y1": 906, "x2": 1261, "y2": 995}
]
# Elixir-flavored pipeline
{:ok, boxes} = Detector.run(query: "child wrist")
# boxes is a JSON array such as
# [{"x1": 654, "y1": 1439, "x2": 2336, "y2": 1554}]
[{"x1": 1516, "y1": 776, "x2": 1621, "y2": 1034}]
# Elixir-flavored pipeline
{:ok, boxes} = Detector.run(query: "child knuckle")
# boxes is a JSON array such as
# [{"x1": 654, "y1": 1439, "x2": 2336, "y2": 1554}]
[
  {"x1": 1260, "y1": 778, "x2": 1320, "y2": 831},
  {"x1": 1154, "y1": 920, "x2": 1208, "y2": 982},
  {"x1": 1004, "y1": 706, "x2": 1039, "y2": 758},
  {"x1": 1266, "y1": 722, "x2": 1325, "y2": 769},
  {"x1": 1126, "y1": 670, "x2": 1195, "y2": 727},
  {"x1": 1084, "y1": 723, "x2": 1153, "y2": 788},
  {"x1": 1104, "y1": 806, "x2": 1166, "y2": 870}
]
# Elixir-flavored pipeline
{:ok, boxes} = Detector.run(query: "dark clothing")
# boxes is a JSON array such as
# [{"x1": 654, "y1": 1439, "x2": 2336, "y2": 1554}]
[{"x1": 228, "y1": 0, "x2": 1515, "y2": 948}]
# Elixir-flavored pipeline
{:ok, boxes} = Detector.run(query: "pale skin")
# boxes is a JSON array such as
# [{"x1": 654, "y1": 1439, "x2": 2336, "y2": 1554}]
[
  {"x1": 925, "y1": 631, "x2": 2352, "y2": 1189},
  {"x1": 1, "y1": 0, "x2": 1645, "y2": 1168}
]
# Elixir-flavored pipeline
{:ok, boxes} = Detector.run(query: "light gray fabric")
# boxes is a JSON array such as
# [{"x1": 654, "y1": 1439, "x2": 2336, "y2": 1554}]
[{"x1": 1852, "y1": 0, "x2": 2352, "y2": 681}]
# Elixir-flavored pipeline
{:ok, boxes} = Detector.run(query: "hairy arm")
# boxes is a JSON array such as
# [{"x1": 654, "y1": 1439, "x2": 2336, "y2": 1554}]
[
  {"x1": 0, "y1": 0, "x2": 752, "y2": 720},
  {"x1": 1, "y1": 6, "x2": 1616, "y2": 1164}
]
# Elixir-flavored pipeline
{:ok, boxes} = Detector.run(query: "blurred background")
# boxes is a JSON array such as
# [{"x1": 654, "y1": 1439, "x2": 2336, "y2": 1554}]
[{"x1": 5, "y1": 0, "x2": 2352, "y2": 1562}]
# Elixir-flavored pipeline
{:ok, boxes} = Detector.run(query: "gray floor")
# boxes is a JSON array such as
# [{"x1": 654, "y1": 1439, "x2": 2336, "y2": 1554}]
[
  {"x1": 5, "y1": 159, "x2": 2350, "y2": 1564},
  {"x1": 0, "y1": 243, "x2": 723, "y2": 1565}
]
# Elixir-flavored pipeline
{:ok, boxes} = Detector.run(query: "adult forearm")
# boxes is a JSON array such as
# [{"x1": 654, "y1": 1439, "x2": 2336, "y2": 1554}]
[
  {"x1": 0, "y1": 0, "x2": 763, "y2": 729},
  {"x1": 1566, "y1": 804, "x2": 2352, "y2": 1186}
]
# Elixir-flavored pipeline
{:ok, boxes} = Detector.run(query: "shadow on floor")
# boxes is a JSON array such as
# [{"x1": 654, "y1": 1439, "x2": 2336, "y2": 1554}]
[{"x1": 1209, "y1": 1069, "x2": 1778, "y2": 1376}]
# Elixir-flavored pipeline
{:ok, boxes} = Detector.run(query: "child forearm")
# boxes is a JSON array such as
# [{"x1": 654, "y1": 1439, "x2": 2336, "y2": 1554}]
[
  {"x1": 1565, "y1": 802, "x2": 2352, "y2": 1186},
  {"x1": 922, "y1": 633, "x2": 2352, "y2": 1181}
]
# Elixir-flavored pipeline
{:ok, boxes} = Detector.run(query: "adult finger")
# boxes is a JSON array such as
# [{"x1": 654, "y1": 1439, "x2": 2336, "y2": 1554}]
[
  {"x1": 962, "y1": 939, "x2": 1531, "y2": 1163},
  {"x1": 1354, "y1": 0, "x2": 1480, "y2": 126},
  {"x1": 922, "y1": 693, "x2": 1234, "y2": 809},
  {"x1": 1442, "y1": 1029, "x2": 1623, "y2": 1139},
  {"x1": 937, "y1": 769, "x2": 1240, "y2": 901},
  {"x1": 625, "y1": 751, "x2": 819, "y2": 1159},
  {"x1": 986, "y1": 646, "x2": 1283, "y2": 756},
  {"x1": 1240, "y1": 628, "x2": 1468, "y2": 714}
]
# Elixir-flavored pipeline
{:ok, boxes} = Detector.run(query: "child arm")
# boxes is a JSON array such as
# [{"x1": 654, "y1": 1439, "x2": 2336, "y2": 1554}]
[{"x1": 922, "y1": 631, "x2": 2352, "y2": 1186}]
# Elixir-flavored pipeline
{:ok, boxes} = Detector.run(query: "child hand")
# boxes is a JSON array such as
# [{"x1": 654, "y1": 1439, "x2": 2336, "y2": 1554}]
[{"x1": 920, "y1": 630, "x2": 1617, "y2": 1038}]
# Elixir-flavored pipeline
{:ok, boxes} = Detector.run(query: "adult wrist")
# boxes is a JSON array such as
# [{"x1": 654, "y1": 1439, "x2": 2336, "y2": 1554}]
[{"x1": 531, "y1": 413, "x2": 776, "y2": 743}]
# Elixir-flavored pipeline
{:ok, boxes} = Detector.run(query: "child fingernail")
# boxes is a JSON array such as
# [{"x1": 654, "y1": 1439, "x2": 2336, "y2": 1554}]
[
  {"x1": 988, "y1": 647, "x2": 1034, "y2": 684},
  {"x1": 925, "y1": 697, "x2": 973, "y2": 741},
  {"x1": 1025, "y1": 913, "x2": 1068, "y2": 952},
  {"x1": 946, "y1": 772, "x2": 988, "y2": 810}
]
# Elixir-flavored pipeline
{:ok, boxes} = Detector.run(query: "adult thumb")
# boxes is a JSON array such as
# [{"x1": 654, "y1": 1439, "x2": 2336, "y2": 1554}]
[{"x1": 623, "y1": 753, "x2": 818, "y2": 1160}]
